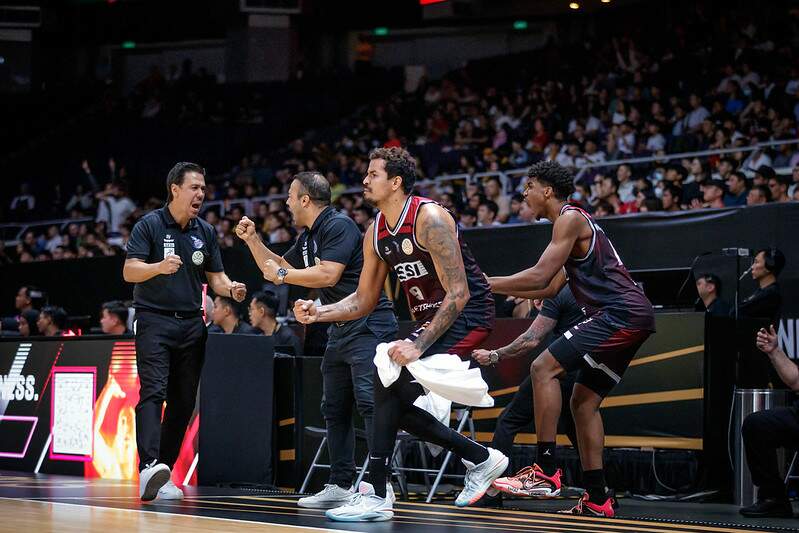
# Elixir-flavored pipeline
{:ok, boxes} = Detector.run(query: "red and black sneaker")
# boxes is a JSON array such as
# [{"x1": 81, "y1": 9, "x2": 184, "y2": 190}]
[
  {"x1": 492, "y1": 464, "x2": 562, "y2": 498},
  {"x1": 558, "y1": 492, "x2": 616, "y2": 517}
]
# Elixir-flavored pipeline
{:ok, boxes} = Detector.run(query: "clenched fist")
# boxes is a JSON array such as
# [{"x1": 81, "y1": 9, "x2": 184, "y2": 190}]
[
  {"x1": 158, "y1": 255, "x2": 183, "y2": 275},
  {"x1": 230, "y1": 281, "x2": 247, "y2": 302},
  {"x1": 293, "y1": 299, "x2": 318, "y2": 324},
  {"x1": 235, "y1": 216, "x2": 257, "y2": 242}
]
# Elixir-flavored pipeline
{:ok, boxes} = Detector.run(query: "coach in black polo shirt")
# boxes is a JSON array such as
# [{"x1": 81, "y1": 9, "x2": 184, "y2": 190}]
[
  {"x1": 124, "y1": 162, "x2": 246, "y2": 502},
  {"x1": 236, "y1": 172, "x2": 397, "y2": 509}
]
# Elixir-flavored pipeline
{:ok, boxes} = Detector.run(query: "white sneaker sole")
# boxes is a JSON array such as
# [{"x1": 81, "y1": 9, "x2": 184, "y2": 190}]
[
  {"x1": 455, "y1": 452, "x2": 509, "y2": 507},
  {"x1": 157, "y1": 489, "x2": 184, "y2": 500},
  {"x1": 493, "y1": 483, "x2": 561, "y2": 498},
  {"x1": 325, "y1": 509, "x2": 394, "y2": 522},
  {"x1": 140, "y1": 468, "x2": 170, "y2": 502}
]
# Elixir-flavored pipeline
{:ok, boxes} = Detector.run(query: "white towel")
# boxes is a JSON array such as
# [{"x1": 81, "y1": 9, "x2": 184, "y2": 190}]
[{"x1": 373, "y1": 342, "x2": 494, "y2": 408}]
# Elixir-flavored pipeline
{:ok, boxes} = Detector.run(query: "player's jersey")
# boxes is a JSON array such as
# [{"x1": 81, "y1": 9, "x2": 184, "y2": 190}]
[
  {"x1": 373, "y1": 195, "x2": 494, "y2": 327},
  {"x1": 560, "y1": 204, "x2": 655, "y2": 331}
]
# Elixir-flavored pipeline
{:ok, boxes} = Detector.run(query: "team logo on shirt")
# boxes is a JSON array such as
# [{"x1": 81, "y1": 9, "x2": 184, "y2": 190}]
[
  {"x1": 314, "y1": 257, "x2": 321, "y2": 265},
  {"x1": 163, "y1": 235, "x2": 175, "y2": 257},
  {"x1": 401, "y1": 238, "x2": 414, "y2": 255},
  {"x1": 191, "y1": 236, "x2": 204, "y2": 249},
  {"x1": 409, "y1": 286, "x2": 425, "y2": 301},
  {"x1": 191, "y1": 250, "x2": 204, "y2": 266},
  {"x1": 394, "y1": 260, "x2": 428, "y2": 282}
]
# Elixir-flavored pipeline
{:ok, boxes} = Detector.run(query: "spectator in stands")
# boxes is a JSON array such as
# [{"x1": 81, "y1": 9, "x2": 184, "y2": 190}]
[
  {"x1": 100, "y1": 300, "x2": 130, "y2": 335},
  {"x1": 96, "y1": 181, "x2": 137, "y2": 235},
  {"x1": 9, "y1": 183, "x2": 36, "y2": 220},
  {"x1": 768, "y1": 176, "x2": 791, "y2": 203},
  {"x1": 1, "y1": 286, "x2": 44, "y2": 333},
  {"x1": 724, "y1": 171, "x2": 749, "y2": 207},
  {"x1": 507, "y1": 194, "x2": 525, "y2": 224},
  {"x1": 477, "y1": 200, "x2": 501, "y2": 227},
  {"x1": 351, "y1": 205, "x2": 374, "y2": 232},
  {"x1": 459, "y1": 207, "x2": 477, "y2": 228},
  {"x1": 248, "y1": 291, "x2": 303, "y2": 356},
  {"x1": 209, "y1": 295, "x2": 259, "y2": 334},
  {"x1": 686, "y1": 93, "x2": 711, "y2": 131},
  {"x1": 593, "y1": 200, "x2": 614, "y2": 218},
  {"x1": 701, "y1": 178, "x2": 726, "y2": 209},
  {"x1": 695, "y1": 273, "x2": 730, "y2": 317},
  {"x1": 753, "y1": 165, "x2": 776, "y2": 187},
  {"x1": 747, "y1": 185, "x2": 772, "y2": 206},
  {"x1": 594, "y1": 175, "x2": 622, "y2": 214},
  {"x1": 661, "y1": 184, "x2": 683, "y2": 212},
  {"x1": 17, "y1": 309, "x2": 39, "y2": 337},
  {"x1": 37, "y1": 306, "x2": 67, "y2": 337},
  {"x1": 616, "y1": 164, "x2": 635, "y2": 203},
  {"x1": 483, "y1": 177, "x2": 510, "y2": 222}
]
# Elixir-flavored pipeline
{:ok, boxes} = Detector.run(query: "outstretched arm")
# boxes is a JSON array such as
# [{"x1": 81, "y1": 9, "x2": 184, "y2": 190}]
[
  {"x1": 389, "y1": 204, "x2": 470, "y2": 365},
  {"x1": 488, "y1": 212, "x2": 582, "y2": 294},
  {"x1": 294, "y1": 223, "x2": 388, "y2": 324},
  {"x1": 472, "y1": 313, "x2": 557, "y2": 365}
]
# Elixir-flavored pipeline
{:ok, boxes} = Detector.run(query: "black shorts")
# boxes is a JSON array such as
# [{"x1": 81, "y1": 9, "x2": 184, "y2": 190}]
[{"x1": 548, "y1": 313, "x2": 651, "y2": 398}]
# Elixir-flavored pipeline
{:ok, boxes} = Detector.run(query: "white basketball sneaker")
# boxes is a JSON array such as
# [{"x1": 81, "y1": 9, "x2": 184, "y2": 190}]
[
  {"x1": 297, "y1": 484, "x2": 354, "y2": 509},
  {"x1": 455, "y1": 447, "x2": 509, "y2": 507},
  {"x1": 325, "y1": 481, "x2": 394, "y2": 522},
  {"x1": 157, "y1": 479, "x2": 184, "y2": 500},
  {"x1": 139, "y1": 462, "x2": 171, "y2": 502}
]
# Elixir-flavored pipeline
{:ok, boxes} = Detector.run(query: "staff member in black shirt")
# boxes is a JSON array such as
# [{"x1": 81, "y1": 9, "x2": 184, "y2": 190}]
[
  {"x1": 737, "y1": 248, "x2": 785, "y2": 388},
  {"x1": 208, "y1": 295, "x2": 259, "y2": 334},
  {"x1": 249, "y1": 291, "x2": 304, "y2": 356},
  {"x1": 236, "y1": 172, "x2": 397, "y2": 509},
  {"x1": 124, "y1": 162, "x2": 246, "y2": 501}
]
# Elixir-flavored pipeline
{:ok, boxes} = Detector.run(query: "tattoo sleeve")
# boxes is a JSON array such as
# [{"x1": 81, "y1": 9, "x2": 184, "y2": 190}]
[
  {"x1": 497, "y1": 315, "x2": 557, "y2": 359},
  {"x1": 317, "y1": 292, "x2": 362, "y2": 322},
  {"x1": 412, "y1": 209, "x2": 469, "y2": 354}
]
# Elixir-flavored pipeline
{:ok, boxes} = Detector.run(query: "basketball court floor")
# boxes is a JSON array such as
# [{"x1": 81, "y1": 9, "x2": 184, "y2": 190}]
[{"x1": 1, "y1": 471, "x2": 796, "y2": 532}]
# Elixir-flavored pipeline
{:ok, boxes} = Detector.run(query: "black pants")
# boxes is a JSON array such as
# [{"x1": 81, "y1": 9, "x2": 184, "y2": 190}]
[
  {"x1": 134, "y1": 311, "x2": 207, "y2": 470},
  {"x1": 742, "y1": 404, "x2": 799, "y2": 500},
  {"x1": 491, "y1": 373, "x2": 578, "y2": 472},
  {"x1": 322, "y1": 317, "x2": 395, "y2": 488}
]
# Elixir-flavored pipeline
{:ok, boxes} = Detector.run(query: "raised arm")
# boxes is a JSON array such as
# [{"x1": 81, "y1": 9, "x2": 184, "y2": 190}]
[
  {"x1": 235, "y1": 216, "x2": 291, "y2": 269},
  {"x1": 488, "y1": 211, "x2": 582, "y2": 295},
  {"x1": 294, "y1": 222, "x2": 389, "y2": 324}
]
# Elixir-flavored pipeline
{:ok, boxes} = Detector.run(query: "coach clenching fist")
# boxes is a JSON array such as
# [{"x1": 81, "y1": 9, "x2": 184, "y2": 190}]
[{"x1": 123, "y1": 162, "x2": 246, "y2": 502}]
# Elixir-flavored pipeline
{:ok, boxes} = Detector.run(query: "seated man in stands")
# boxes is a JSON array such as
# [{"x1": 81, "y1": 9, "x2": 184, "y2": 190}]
[
  {"x1": 37, "y1": 306, "x2": 67, "y2": 337},
  {"x1": 740, "y1": 325, "x2": 799, "y2": 518},
  {"x1": 209, "y1": 295, "x2": 258, "y2": 334},
  {"x1": 248, "y1": 291, "x2": 303, "y2": 355},
  {"x1": 100, "y1": 300, "x2": 131, "y2": 335},
  {"x1": 0, "y1": 286, "x2": 44, "y2": 334}
]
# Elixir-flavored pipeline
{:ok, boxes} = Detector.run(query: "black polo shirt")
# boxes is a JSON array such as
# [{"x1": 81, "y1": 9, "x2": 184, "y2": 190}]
[
  {"x1": 283, "y1": 207, "x2": 394, "y2": 332},
  {"x1": 208, "y1": 321, "x2": 259, "y2": 335},
  {"x1": 126, "y1": 206, "x2": 223, "y2": 313}
]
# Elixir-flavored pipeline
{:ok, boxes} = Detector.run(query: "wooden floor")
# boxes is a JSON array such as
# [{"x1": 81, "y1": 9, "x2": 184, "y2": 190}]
[{"x1": 0, "y1": 471, "x2": 796, "y2": 532}]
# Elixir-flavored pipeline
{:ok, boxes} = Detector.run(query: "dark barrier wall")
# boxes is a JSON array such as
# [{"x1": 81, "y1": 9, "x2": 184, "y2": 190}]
[{"x1": 1, "y1": 203, "x2": 797, "y2": 350}]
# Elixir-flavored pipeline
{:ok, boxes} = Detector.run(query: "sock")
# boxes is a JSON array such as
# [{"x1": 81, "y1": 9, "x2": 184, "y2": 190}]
[
  {"x1": 368, "y1": 455, "x2": 391, "y2": 498},
  {"x1": 582, "y1": 469, "x2": 607, "y2": 503},
  {"x1": 536, "y1": 442, "x2": 556, "y2": 472}
]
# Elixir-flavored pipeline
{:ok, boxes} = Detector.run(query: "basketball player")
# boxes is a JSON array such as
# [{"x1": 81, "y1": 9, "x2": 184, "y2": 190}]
[
  {"x1": 488, "y1": 161, "x2": 655, "y2": 517},
  {"x1": 295, "y1": 147, "x2": 508, "y2": 522}
]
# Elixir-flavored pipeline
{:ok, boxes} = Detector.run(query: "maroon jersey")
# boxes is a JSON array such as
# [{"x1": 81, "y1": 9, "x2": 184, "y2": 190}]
[
  {"x1": 560, "y1": 204, "x2": 655, "y2": 331},
  {"x1": 373, "y1": 195, "x2": 494, "y2": 327}
]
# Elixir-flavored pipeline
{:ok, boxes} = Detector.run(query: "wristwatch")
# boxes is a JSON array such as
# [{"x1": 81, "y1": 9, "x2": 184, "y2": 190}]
[
  {"x1": 276, "y1": 267, "x2": 288, "y2": 284},
  {"x1": 488, "y1": 350, "x2": 500, "y2": 365}
]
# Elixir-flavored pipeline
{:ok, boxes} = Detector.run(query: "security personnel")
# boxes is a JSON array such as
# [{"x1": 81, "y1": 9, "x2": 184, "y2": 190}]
[
  {"x1": 124, "y1": 162, "x2": 246, "y2": 502},
  {"x1": 236, "y1": 171, "x2": 397, "y2": 509}
]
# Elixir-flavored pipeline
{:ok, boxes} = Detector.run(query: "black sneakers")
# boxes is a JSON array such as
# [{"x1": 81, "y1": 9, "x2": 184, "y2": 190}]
[{"x1": 739, "y1": 497, "x2": 793, "y2": 518}]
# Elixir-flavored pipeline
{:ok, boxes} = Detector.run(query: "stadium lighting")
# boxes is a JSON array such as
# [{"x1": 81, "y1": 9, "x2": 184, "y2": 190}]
[
  {"x1": 569, "y1": 2, "x2": 580, "y2": 9},
  {"x1": 513, "y1": 20, "x2": 528, "y2": 30},
  {"x1": 601, "y1": 0, "x2": 611, "y2": 3},
  {"x1": 373, "y1": 27, "x2": 389, "y2": 36},
  {"x1": 121, "y1": 41, "x2": 136, "y2": 49}
]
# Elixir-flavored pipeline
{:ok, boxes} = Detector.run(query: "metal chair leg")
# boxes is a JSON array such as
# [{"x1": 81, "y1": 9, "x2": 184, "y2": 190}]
[
  {"x1": 785, "y1": 451, "x2": 798, "y2": 485},
  {"x1": 300, "y1": 436, "x2": 326, "y2": 494},
  {"x1": 426, "y1": 409, "x2": 472, "y2": 503},
  {"x1": 354, "y1": 453, "x2": 369, "y2": 488},
  {"x1": 391, "y1": 439, "x2": 408, "y2": 500}
]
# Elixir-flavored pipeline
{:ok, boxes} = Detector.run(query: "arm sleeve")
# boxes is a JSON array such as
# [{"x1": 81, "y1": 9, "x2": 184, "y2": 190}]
[
  {"x1": 205, "y1": 226, "x2": 224, "y2": 273},
  {"x1": 125, "y1": 220, "x2": 152, "y2": 261},
  {"x1": 318, "y1": 218, "x2": 360, "y2": 265}
]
